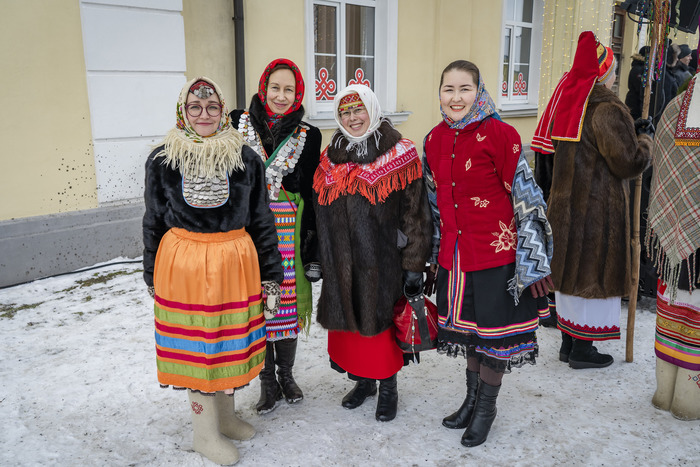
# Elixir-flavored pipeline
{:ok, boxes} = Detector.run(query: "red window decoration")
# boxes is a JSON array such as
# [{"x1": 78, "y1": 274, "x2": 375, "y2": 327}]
[
  {"x1": 315, "y1": 67, "x2": 337, "y2": 101},
  {"x1": 347, "y1": 68, "x2": 371, "y2": 87},
  {"x1": 501, "y1": 80, "x2": 508, "y2": 97},
  {"x1": 513, "y1": 73, "x2": 528, "y2": 96}
]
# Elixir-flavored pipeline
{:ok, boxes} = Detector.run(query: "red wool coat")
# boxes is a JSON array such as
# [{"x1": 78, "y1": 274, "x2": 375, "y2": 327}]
[{"x1": 425, "y1": 118, "x2": 522, "y2": 272}]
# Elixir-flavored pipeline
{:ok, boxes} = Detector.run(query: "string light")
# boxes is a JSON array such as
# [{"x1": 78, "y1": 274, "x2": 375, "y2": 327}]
[{"x1": 538, "y1": 0, "x2": 624, "y2": 113}]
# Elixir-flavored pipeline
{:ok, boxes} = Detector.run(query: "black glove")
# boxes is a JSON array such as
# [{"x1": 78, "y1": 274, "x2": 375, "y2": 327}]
[
  {"x1": 304, "y1": 262, "x2": 322, "y2": 282},
  {"x1": 634, "y1": 117, "x2": 655, "y2": 137},
  {"x1": 423, "y1": 264, "x2": 437, "y2": 296},
  {"x1": 403, "y1": 270, "x2": 424, "y2": 298}
]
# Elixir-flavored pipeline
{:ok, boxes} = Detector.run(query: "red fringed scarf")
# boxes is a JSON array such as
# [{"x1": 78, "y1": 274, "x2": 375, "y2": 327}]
[{"x1": 313, "y1": 139, "x2": 422, "y2": 206}]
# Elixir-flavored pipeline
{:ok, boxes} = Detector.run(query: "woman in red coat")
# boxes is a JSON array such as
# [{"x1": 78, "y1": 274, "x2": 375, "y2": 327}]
[{"x1": 424, "y1": 60, "x2": 553, "y2": 447}]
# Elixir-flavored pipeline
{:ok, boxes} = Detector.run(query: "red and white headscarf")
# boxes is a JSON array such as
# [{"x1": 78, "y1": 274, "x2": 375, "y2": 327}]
[{"x1": 257, "y1": 58, "x2": 305, "y2": 125}]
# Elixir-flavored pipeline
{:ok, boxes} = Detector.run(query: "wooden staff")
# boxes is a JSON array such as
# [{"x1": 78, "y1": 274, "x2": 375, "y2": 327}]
[{"x1": 626, "y1": 0, "x2": 663, "y2": 362}]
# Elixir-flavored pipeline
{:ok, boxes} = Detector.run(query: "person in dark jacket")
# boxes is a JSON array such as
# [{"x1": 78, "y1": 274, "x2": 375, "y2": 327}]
[
  {"x1": 230, "y1": 58, "x2": 322, "y2": 414},
  {"x1": 624, "y1": 46, "x2": 649, "y2": 120},
  {"x1": 313, "y1": 84, "x2": 432, "y2": 423},
  {"x1": 668, "y1": 44, "x2": 692, "y2": 89},
  {"x1": 143, "y1": 77, "x2": 283, "y2": 465}
]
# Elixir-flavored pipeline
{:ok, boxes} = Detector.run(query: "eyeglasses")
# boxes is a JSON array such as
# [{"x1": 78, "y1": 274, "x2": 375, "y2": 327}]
[
  {"x1": 185, "y1": 103, "x2": 223, "y2": 118},
  {"x1": 339, "y1": 107, "x2": 367, "y2": 120}
]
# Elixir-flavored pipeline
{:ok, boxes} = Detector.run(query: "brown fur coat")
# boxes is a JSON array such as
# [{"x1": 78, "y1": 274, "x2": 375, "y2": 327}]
[{"x1": 548, "y1": 85, "x2": 652, "y2": 298}]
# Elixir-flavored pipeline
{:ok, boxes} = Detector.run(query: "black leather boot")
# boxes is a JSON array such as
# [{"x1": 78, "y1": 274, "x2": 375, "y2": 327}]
[
  {"x1": 559, "y1": 331, "x2": 573, "y2": 362},
  {"x1": 568, "y1": 339, "x2": 613, "y2": 369},
  {"x1": 342, "y1": 378, "x2": 377, "y2": 409},
  {"x1": 275, "y1": 338, "x2": 304, "y2": 403},
  {"x1": 461, "y1": 379, "x2": 500, "y2": 447},
  {"x1": 375, "y1": 374, "x2": 398, "y2": 422},
  {"x1": 443, "y1": 369, "x2": 479, "y2": 429},
  {"x1": 256, "y1": 342, "x2": 283, "y2": 414}
]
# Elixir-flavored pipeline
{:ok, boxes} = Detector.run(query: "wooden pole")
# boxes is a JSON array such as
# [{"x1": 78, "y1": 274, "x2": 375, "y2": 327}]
[{"x1": 626, "y1": 1, "x2": 661, "y2": 362}]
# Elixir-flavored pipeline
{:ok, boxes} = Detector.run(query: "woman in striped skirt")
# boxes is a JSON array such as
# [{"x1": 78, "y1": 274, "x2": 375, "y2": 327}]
[{"x1": 143, "y1": 77, "x2": 283, "y2": 465}]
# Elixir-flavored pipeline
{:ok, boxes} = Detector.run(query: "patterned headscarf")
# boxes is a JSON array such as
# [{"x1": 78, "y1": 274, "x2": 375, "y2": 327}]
[
  {"x1": 175, "y1": 78, "x2": 231, "y2": 140},
  {"x1": 157, "y1": 76, "x2": 244, "y2": 177},
  {"x1": 258, "y1": 58, "x2": 305, "y2": 125},
  {"x1": 333, "y1": 84, "x2": 383, "y2": 144},
  {"x1": 439, "y1": 72, "x2": 497, "y2": 129}
]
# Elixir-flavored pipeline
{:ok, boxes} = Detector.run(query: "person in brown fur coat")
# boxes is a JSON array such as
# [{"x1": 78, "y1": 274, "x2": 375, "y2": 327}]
[{"x1": 535, "y1": 32, "x2": 653, "y2": 369}]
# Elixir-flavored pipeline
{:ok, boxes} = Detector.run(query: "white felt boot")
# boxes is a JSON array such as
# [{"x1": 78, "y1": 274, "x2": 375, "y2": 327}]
[
  {"x1": 215, "y1": 391, "x2": 256, "y2": 440},
  {"x1": 670, "y1": 369, "x2": 700, "y2": 421},
  {"x1": 188, "y1": 391, "x2": 239, "y2": 465},
  {"x1": 651, "y1": 357, "x2": 677, "y2": 411}
]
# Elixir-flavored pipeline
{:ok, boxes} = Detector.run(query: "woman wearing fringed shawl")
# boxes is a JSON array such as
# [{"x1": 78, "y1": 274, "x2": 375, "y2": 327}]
[
  {"x1": 423, "y1": 60, "x2": 553, "y2": 447},
  {"x1": 143, "y1": 77, "x2": 283, "y2": 465},
  {"x1": 647, "y1": 74, "x2": 700, "y2": 421},
  {"x1": 230, "y1": 58, "x2": 322, "y2": 414},
  {"x1": 313, "y1": 85, "x2": 432, "y2": 422}
]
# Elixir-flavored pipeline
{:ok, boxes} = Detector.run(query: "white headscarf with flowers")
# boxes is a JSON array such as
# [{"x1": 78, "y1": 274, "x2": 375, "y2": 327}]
[{"x1": 157, "y1": 76, "x2": 244, "y2": 178}]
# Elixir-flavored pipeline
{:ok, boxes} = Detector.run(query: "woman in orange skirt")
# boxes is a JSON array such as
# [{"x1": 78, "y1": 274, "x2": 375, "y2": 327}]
[{"x1": 143, "y1": 77, "x2": 283, "y2": 465}]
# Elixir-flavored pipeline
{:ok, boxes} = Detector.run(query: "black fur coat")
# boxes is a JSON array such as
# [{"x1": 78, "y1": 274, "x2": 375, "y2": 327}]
[
  {"x1": 142, "y1": 145, "x2": 283, "y2": 287},
  {"x1": 314, "y1": 120, "x2": 432, "y2": 336}
]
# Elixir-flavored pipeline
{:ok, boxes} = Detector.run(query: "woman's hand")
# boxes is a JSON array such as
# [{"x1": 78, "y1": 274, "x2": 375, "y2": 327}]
[
  {"x1": 423, "y1": 264, "x2": 438, "y2": 296},
  {"x1": 529, "y1": 275, "x2": 554, "y2": 298}
]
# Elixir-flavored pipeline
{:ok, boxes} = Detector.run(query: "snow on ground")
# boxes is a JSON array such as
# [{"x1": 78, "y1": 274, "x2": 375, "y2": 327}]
[{"x1": 0, "y1": 259, "x2": 697, "y2": 467}]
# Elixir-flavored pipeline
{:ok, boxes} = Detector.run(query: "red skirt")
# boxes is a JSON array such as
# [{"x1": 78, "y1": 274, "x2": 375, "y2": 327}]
[{"x1": 328, "y1": 327, "x2": 404, "y2": 379}]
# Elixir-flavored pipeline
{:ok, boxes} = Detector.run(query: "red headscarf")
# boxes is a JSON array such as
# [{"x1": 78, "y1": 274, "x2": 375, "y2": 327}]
[
  {"x1": 532, "y1": 31, "x2": 613, "y2": 154},
  {"x1": 258, "y1": 58, "x2": 305, "y2": 125}
]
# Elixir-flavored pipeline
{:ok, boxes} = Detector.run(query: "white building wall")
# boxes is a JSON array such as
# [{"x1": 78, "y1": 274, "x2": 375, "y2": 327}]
[{"x1": 80, "y1": 0, "x2": 187, "y2": 204}]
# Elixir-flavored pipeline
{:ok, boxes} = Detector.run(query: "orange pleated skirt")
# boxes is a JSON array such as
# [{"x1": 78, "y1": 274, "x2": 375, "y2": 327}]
[{"x1": 152, "y1": 227, "x2": 265, "y2": 392}]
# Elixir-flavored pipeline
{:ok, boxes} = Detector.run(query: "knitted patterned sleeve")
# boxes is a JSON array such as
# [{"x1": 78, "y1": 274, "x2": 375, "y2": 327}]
[{"x1": 421, "y1": 135, "x2": 441, "y2": 265}]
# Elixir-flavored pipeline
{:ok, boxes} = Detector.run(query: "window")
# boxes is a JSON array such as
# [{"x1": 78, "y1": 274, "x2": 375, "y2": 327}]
[
  {"x1": 305, "y1": 0, "x2": 406, "y2": 128},
  {"x1": 499, "y1": 0, "x2": 543, "y2": 116}
]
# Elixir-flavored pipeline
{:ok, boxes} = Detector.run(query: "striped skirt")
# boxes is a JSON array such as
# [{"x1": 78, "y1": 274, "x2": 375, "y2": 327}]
[
  {"x1": 436, "y1": 245, "x2": 547, "y2": 372},
  {"x1": 655, "y1": 281, "x2": 700, "y2": 371},
  {"x1": 152, "y1": 227, "x2": 266, "y2": 392}
]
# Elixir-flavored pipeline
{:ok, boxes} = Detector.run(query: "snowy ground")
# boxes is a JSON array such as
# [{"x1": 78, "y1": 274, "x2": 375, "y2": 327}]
[{"x1": 0, "y1": 258, "x2": 697, "y2": 467}]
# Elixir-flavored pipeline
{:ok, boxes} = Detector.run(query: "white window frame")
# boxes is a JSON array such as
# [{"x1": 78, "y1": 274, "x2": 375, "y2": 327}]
[
  {"x1": 305, "y1": 0, "x2": 408, "y2": 128},
  {"x1": 498, "y1": 0, "x2": 544, "y2": 117}
]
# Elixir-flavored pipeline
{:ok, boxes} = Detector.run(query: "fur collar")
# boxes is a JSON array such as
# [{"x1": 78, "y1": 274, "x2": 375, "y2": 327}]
[
  {"x1": 588, "y1": 84, "x2": 619, "y2": 106},
  {"x1": 327, "y1": 118, "x2": 402, "y2": 164}
]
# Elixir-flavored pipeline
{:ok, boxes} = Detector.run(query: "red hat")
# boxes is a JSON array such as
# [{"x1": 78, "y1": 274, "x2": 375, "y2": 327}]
[{"x1": 596, "y1": 42, "x2": 615, "y2": 83}]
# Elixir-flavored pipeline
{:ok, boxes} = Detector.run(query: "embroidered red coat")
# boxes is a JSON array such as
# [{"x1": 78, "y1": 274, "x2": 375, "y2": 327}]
[{"x1": 425, "y1": 117, "x2": 522, "y2": 272}]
